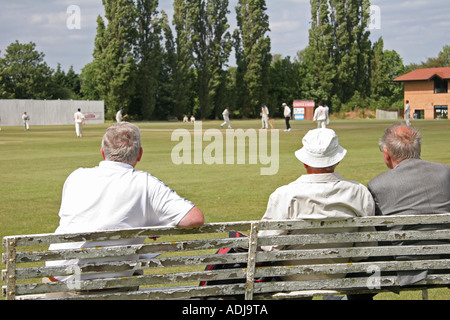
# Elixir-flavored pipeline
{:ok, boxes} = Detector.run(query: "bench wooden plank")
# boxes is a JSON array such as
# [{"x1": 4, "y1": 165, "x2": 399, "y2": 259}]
[
  {"x1": 8, "y1": 237, "x2": 249, "y2": 264},
  {"x1": 257, "y1": 245, "x2": 450, "y2": 263}
]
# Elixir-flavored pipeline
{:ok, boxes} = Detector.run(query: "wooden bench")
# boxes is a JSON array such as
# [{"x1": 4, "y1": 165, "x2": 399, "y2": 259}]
[{"x1": 2, "y1": 214, "x2": 450, "y2": 300}]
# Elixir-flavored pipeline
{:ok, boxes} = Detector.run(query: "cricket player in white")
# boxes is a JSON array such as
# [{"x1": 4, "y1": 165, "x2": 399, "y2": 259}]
[
  {"x1": 74, "y1": 108, "x2": 85, "y2": 137},
  {"x1": 404, "y1": 100, "x2": 411, "y2": 126},
  {"x1": 220, "y1": 107, "x2": 232, "y2": 128},
  {"x1": 22, "y1": 112, "x2": 30, "y2": 130},
  {"x1": 116, "y1": 109, "x2": 128, "y2": 123},
  {"x1": 313, "y1": 103, "x2": 329, "y2": 128},
  {"x1": 261, "y1": 104, "x2": 269, "y2": 129}
]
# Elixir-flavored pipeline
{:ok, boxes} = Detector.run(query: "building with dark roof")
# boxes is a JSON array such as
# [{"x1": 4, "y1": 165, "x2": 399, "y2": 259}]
[{"x1": 394, "y1": 67, "x2": 450, "y2": 120}]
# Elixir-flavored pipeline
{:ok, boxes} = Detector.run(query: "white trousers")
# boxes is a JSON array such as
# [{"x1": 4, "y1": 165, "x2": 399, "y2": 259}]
[
  {"x1": 75, "y1": 122, "x2": 83, "y2": 137},
  {"x1": 317, "y1": 120, "x2": 327, "y2": 129},
  {"x1": 221, "y1": 116, "x2": 231, "y2": 128},
  {"x1": 261, "y1": 116, "x2": 269, "y2": 129}
]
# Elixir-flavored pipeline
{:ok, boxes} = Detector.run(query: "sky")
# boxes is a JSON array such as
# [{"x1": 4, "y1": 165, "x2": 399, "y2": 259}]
[{"x1": 0, "y1": 0, "x2": 449, "y2": 74}]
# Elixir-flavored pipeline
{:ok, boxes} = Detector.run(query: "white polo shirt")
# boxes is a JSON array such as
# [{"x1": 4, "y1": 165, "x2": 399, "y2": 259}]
[{"x1": 48, "y1": 161, "x2": 195, "y2": 280}]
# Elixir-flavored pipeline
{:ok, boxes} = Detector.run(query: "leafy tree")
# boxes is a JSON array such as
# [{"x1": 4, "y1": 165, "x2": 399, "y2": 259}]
[
  {"x1": 0, "y1": 41, "x2": 53, "y2": 99},
  {"x1": 153, "y1": 10, "x2": 177, "y2": 120},
  {"x1": 304, "y1": 0, "x2": 372, "y2": 111},
  {"x1": 190, "y1": 0, "x2": 232, "y2": 119},
  {"x1": 369, "y1": 37, "x2": 404, "y2": 109},
  {"x1": 134, "y1": 0, "x2": 163, "y2": 120},
  {"x1": 235, "y1": 0, "x2": 272, "y2": 117},
  {"x1": 268, "y1": 55, "x2": 301, "y2": 117},
  {"x1": 172, "y1": 0, "x2": 196, "y2": 118},
  {"x1": 51, "y1": 64, "x2": 81, "y2": 99},
  {"x1": 91, "y1": 0, "x2": 137, "y2": 119},
  {"x1": 302, "y1": 0, "x2": 336, "y2": 104}
]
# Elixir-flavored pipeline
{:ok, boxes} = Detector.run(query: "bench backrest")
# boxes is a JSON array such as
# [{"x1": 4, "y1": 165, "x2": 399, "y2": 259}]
[{"x1": 2, "y1": 214, "x2": 450, "y2": 300}]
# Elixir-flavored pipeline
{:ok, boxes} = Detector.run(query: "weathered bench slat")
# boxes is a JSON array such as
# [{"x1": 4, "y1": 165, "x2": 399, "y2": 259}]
[
  {"x1": 257, "y1": 244, "x2": 450, "y2": 263},
  {"x1": 2, "y1": 222, "x2": 254, "y2": 247},
  {"x1": 16, "y1": 283, "x2": 248, "y2": 301},
  {"x1": 7, "y1": 237, "x2": 249, "y2": 264},
  {"x1": 258, "y1": 230, "x2": 450, "y2": 247},
  {"x1": 13, "y1": 267, "x2": 248, "y2": 296},
  {"x1": 257, "y1": 214, "x2": 450, "y2": 230},
  {"x1": 253, "y1": 275, "x2": 450, "y2": 294},
  {"x1": 254, "y1": 259, "x2": 450, "y2": 279},
  {"x1": 11, "y1": 252, "x2": 249, "y2": 280}
]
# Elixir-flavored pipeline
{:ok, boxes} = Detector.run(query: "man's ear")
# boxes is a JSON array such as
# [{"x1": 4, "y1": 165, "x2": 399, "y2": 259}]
[
  {"x1": 137, "y1": 147, "x2": 143, "y2": 162},
  {"x1": 100, "y1": 148, "x2": 106, "y2": 160},
  {"x1": 382, "y1": 148, "x2": 393, "y2": 169}
]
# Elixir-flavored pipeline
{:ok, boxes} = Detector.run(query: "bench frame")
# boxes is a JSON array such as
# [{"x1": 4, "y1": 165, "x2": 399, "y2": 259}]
[{"x1": 2, "y1": 214, "x2": 450, "y2": 300}]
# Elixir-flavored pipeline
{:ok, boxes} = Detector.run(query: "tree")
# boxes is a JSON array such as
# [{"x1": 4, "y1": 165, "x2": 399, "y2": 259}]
[
  {"x1": 369, "y1": 37, "x2": 404, "y2": 109},
  {"x1": 302, "y1": 0, "x2": 336, "y2": 104},
  {"x1": 303, "y1": 0, "x2": 372, "y2": 110},
  {"x1": 153, "y1": 10, "x2": 177, "y2": 120},
  {"x1": 172, "y1": 0, "x2": 196, "y2": 118},
  {"x1": 134, "y1": 0, "x2": 163, "y2": 120},
  {"x1": 0, "y1": 41, "x2": 53, "y2": 99},
  {"x1": 91, "y1": 0, "x2": 137, "y2": 119},
  {"x1": 268, "y1": 55, "x2": 301, "y2": 117},
  {"x1": 235, "y1": 0, "x2": 272, "y2": 117},
  {"x1": 190, "y1": 0, "x2": 232, "y2": 119},
  {"x1": 51, "y1": 64, "x2": 81, "y2": 99}
]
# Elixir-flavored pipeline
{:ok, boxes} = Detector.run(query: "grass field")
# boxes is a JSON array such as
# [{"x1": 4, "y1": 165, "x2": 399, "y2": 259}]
[{"x1": 1, "y1": 118, "x2": 449, "y2": 300}]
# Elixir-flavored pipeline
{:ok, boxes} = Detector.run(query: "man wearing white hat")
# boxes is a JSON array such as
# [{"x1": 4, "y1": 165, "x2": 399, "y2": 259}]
[{"x1": 260, "y1": 128, "x2": 375, "y2": 281}]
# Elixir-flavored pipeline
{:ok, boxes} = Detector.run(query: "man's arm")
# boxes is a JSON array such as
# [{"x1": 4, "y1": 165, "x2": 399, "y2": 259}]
[{"x1": 177, "y1": 206, "x2": 205, "y2": 229}]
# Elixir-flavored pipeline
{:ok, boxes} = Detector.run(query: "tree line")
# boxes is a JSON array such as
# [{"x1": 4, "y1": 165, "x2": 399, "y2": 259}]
[{"x1": 0, "y1": 0, "x2": 449, "y2": 120}]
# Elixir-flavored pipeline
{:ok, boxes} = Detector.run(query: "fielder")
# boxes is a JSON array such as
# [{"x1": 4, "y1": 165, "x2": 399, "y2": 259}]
[
  {"x1": 22, "y1": 112, "x2": 30, "y2": 131},
  {"x1": 313, "y1": 102, "x2": 329, "y2": 128},
  {"x1": 74, "y1": 108, "x2": 85, "y2": 138},
  {"x1": 220, "y1": 107, "x2": 232, "y2": 129},
  {"x1": 261, "y1": 104, "x2": 270, "y2": 129},
  {"x1": 116, "y1": 109, "x2": 128, "y2": 123},
  {"x1": 404, "y1": 100, "x2": 411, "y2": 126}
]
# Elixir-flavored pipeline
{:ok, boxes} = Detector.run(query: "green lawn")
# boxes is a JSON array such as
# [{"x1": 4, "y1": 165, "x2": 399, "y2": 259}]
[{"x1": 1, "y1": 118, "x2": 449, "y2": 300}]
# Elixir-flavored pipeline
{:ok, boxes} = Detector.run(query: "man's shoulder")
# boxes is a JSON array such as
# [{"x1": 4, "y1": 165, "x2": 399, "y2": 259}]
[{"x1": 369, "y1": 159, "x2": 450, "y2": 187}]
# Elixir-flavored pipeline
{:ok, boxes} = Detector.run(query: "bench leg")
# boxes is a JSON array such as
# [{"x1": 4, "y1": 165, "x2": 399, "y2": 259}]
[{"x1": 421, "y1": 289, "x2": 429, "y2": 300}]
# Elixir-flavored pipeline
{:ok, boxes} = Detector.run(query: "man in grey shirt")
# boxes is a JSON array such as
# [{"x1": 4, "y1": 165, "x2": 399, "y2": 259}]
[{"x1": 368, "y1": 123, "x2": 450, "y2": 286}]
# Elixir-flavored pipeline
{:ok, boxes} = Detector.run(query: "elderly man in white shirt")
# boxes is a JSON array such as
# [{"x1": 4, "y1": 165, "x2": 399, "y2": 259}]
[
  {"x1": 260, "y1": 128, "x2": 375, "y2": 281},
  {"x1": 46, "y1": 122, "x2": 204, "y2": 293}
]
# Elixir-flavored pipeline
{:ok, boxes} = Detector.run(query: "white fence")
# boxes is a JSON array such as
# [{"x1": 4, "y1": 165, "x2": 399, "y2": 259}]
[
  {"x1": 0, "y1": 100, "x2": 104, "y2": 126},
  {"x1": 376, "y1": 109, "x2": 399, "y2": 120}
]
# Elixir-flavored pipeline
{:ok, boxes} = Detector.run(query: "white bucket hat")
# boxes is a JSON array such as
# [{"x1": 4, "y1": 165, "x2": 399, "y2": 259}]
[{"x1": 295, "y1": 128, "x2": 347, "y2": 168}]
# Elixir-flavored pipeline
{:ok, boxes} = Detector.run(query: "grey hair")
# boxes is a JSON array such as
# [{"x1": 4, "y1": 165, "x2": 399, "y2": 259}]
[
  {"x1": 379, "y1": 123, "x2": 421, "y2": 162},
  {"x1": 101, "y1": 122, "x2": 142, "y2": 165}
]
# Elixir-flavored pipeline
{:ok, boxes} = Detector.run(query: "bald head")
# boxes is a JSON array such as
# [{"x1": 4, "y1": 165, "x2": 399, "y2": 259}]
[{"x1": 379, "y1": 123, "x2": 421, "y2": 164}]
